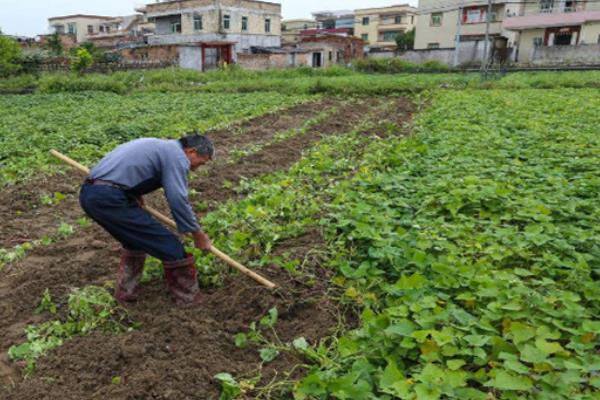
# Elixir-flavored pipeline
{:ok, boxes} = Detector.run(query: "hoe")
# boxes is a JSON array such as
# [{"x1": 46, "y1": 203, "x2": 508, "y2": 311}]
[{"x1": 50, "y1": 149, "x2": 277, "y2": 290}]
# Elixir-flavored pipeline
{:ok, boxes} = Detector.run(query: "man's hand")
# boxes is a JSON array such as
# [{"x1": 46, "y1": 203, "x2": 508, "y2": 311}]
[
  {"x1": 136, "y1": 196, "x2": 145, "y2": 208},
  {"x1": 192, "y1": 230, "x2": 212, "y2": 251}
]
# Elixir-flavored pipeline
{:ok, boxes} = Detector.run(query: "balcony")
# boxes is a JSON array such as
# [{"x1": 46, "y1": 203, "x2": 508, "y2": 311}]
[{"x1": 504, "y1": 9, "x2": 600, "y2": 30}]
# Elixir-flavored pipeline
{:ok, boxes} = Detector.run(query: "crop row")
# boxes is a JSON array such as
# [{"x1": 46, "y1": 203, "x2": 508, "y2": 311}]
[
  {"x1": 292, "y1": 89, "x2": 600, "y2": 399},
  {"x1": 0, "y1": 91, "x2": 313, "y2": 185}
]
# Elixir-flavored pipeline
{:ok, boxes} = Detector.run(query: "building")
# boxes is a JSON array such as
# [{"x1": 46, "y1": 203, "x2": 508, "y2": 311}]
[
  {"x1": 87, "y1": 15, "x2": 155, "y2": 49},
  {"x1": 354, "y1": 4, "x2": 418, "y2": 50},
  {"x1": 312, "y1": 10, "x2": 355, "y2": 35},
  {"x1": 414, "y1": 0, "x2": 520, "y2": 52},
  {"x1": 48, "y1": 14, "x2": 115, "y2": 43},
  {"x1": 143, "y1": 0, "x2": 282, "y2": 63},
  {"x1": 300, "y1": 35, "x2": 365, "y2": 67},
  {"x1": 503, "y1": 0, "x2": 600, "y2": 63},
  {"x1": 282, "y1": 19, "x2": 317, "y2": 44}
]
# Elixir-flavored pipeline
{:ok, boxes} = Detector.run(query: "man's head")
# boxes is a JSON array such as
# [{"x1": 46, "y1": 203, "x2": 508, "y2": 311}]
[{"x1": 179, "y1": 134, "x2": 215, "y2": 171}]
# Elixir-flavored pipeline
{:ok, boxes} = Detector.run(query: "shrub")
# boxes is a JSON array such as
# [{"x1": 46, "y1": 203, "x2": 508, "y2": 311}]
[
  {"x1": 71, "y1": 47, "x2": 94, "y2": 75},
  {"x1": 0, "y1": 35, "x2": 23, "y2": 77}
]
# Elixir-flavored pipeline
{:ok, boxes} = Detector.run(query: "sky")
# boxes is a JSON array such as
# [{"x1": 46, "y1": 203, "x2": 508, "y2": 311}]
[{"x1": 0, "y1": 0, "x2": 418, "y2": 37}]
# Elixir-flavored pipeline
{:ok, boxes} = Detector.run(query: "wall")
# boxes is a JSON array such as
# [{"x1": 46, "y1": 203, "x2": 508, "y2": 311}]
[
  {"x1": 385, "y1": 40, "x2": 498, "y2": 65},
  {"x1": 581, "y1": 21, "x2": 600, "y2": 43},
  {"x1": 530, "y1": 43, "x2": 600, "y2": 65},
  {"x1": 516, "y1": 28, "x2": 544, "y2": 63},
  {"x1": 178, "y1": 46, "x2": 203, "y2": 70},
  {"x1": 237, "y1": 52, "x2": 311, "y2": 69},
  {"x1": 119, "y1": 45, "x2": 179, "y2": 62}
]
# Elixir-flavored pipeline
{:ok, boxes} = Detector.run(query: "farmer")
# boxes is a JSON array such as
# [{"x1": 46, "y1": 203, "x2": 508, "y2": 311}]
[{"x1": 79, "y1": 134, "x2": 214, "y2": 307}]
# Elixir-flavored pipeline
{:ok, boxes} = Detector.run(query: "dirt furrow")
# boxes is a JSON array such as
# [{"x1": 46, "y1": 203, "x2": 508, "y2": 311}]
[
  {"x1": 0, "y1": 99, "x2": 335, "y2": 249},
  {"x1": 0, "y1": 97, "x2": 415, "y2": 400}
]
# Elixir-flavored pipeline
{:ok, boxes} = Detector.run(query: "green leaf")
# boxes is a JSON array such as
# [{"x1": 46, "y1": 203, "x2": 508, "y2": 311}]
[
  {"x1": 385, "y1": 319, "x2": 416, "y2": 337},
  {"x1": 535, "y1": 338, "x2": 564, "y2": 355},
  {"x1": 520, "y1": 344, "x2": 547, "y2": 363},
  {"x1": 447, "y1": 359, "x2": 466, "y2": 371},
  {"x1": 379, "y1": 360, "x2": 410, "y2": 397},
  {"x1": 233, "y1": 333, "x2": 247, "y2": 349},
  {"x1": 259, "y1": 347, "x2": 279, "y2": 363},
  {"x1": 486, "y1": 370, "x2": 533, "y2": 391},
  {"x1": 293, "y1": 337, "x2": 309, "y2": 351},
  {"x1": 214, "y1": 373, "x2": 241, "y2": 400}
]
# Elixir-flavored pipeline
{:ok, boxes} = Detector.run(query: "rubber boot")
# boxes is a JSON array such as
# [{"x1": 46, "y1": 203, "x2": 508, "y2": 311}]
[
  {"x1": 163, "y1": 255, "x2": 202, "y2": 307},
  {"x1": 114, "y1": 249, "x2": 146, "y2": 303}
]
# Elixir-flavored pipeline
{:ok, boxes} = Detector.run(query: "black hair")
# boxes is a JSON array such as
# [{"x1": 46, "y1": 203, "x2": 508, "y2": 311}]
[{"x1": 179, "y1": 134, "x2": 215, "y2": 159}]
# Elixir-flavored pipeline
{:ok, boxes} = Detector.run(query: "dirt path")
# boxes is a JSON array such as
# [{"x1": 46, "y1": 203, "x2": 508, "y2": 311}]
[{"x1": 0, "y1": 96, "x2": 415, "y2": 400}]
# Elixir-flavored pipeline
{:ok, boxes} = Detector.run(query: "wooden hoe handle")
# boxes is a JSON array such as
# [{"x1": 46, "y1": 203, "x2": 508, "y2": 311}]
[{"x1": 50, "y1": 149, "x2": 277, "y2": 289}]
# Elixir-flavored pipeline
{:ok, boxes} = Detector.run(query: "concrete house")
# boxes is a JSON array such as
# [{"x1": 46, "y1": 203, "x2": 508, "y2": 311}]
[
  {"x1": 48, "y1": 14, "x2": 115, "y2": 43},
  {"x1": 503, "y1": 0, "x2": 600, "y2": 63},
  {"x1": 282, "y1": 19, "x2": 317, "y2": 44},
  {"x1": 312, "y1": 10, "x2": 355, "y2": 36},
  {"x1": 354, "y1": 4, "x2": 418, "y2": 50},
  {"x1": 143, "y1": 0, "x2": 282, "y2": 67},
  {"x1": 87, "y1": 15, "x2": 155, "y2": 49},
  {"x1": 414, "y1": 0, "x2": 519, "y2": 53}
]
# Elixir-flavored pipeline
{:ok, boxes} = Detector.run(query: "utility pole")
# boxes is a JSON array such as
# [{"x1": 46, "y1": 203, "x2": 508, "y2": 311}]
[
  {"x1": 482, "y1": 0, "x2": 493, "y2": 76},
  {"x1": 453, "y1": 5, "x2": 463, "y2": 67}
]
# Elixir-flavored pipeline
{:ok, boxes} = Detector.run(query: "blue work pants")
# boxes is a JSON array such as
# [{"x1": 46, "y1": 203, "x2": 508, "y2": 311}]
[{"x1": 79, "y1": 183, "x2": 186, "y2": 261}]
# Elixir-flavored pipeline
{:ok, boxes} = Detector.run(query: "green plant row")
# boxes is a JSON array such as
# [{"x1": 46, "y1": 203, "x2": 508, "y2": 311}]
[
  {"x1": 189, "y1": 98, "x2": 400, "y2": 287},
  {"x1": 0, "y1": 91, "x2": 313, "y2": 185},
  {"x1": 3, "y1": 69, "x2": 600, "y2": 96},
  {"x1": 8, "y1": 286, "x2": 134, "y2": 373},
  {"x1": 292, "y1": 89, "x2": 600, "y2": 399}
]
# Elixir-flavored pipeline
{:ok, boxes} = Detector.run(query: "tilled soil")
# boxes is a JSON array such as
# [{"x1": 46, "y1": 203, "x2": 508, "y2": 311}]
[
  {"x1": 0, "y1": 96, "x2": 414, "y2": 400},
  {"x1": 0, "y1": 98, "x2": 336, "y2": 249}
]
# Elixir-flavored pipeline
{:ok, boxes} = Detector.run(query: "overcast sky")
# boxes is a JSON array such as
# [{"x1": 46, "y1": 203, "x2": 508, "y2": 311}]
[{"x1": 0, "y1": 0, "x2": 418, "y2": 37}]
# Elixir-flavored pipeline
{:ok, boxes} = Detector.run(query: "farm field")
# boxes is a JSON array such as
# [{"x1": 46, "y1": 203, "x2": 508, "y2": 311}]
[{"x1": 0, "y1": 70, "x2": 599, "y2": 400}]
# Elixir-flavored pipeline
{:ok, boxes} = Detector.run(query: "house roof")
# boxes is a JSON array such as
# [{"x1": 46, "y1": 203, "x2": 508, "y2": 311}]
[
  {"x1": 503, "y1": 11, "x2": 600, "y2": 30},
  {"x1": 48, "y1": 14, "x2": 114, "y2": 21}
]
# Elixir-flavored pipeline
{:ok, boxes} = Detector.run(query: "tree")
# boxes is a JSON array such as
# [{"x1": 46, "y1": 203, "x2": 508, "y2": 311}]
[
  {"x1": 71, "y1": 47, "x2": 93, "y2": 74},
  {"x1": 395, "y1": 28, "x2": 415, "y2": 51},
  {"x1": 46, "y1": 32, "x2": 64, "y2": 56},
  {"x1": 0, "y1": 34, "x2": 23, "y2": 77}
]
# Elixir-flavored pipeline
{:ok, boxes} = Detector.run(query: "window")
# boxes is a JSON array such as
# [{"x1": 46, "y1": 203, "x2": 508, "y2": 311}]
[
  {"x1": 265, "y1": 18, "x2": 271, "y2": 32},
  {"x1": 99, "y1": 25, "x2": 105, "y2": 33},
  {"x1": 395, "y1": 15, "x2": 402, "y2": 24},
  {"x1": 411, "y1": 15, "x2": 414, "y2": 24},
  {"x1": 329, "y1": 51, "x2": 333, "y2": 61},
  {"x1": 362, "y1": 17, "x2": 370, "y2": 25},
  {"x1": 194, "y1": 15, "x2": 203, "y2": 30},
  {"x1": 382, "y1": 31, "x2": 401, "y2": 41},
  {"x1": 533, "y1": 37, "x2": 543, "y2": 47},
  {"x1": 53, "y1": 25, "x2": 65, "y2": 34},
  {"x1": 464, "y1": 8, "x2": 484, "y2": 23},
  {"x1": 597, "y1": 34, "x2": 600, "y2": 44},
  {"x1": 87, "y1": 25, "x2": 94, "y2": 34},
  {"x1": 242, "y1": 16, "x2": 248, "y2": 31},
  {"x1": 427, "y1": 43, "x2": 440, "y2": 49},
  {"x1": 106, "y1": 26, "x2": 111, "y2": 33},
  {"x1": 564, "y1": 0, "x2": 577, "y2": 12},
  {"x1": 336, "y1": 51, "x2": 342, "y2": 62},
  {"x1": 170, "y1": 21, "x2": 181, "y2": 33},
  {"x1": 430, "y1": 13, "x2": 443, "y2": 26},
  {"x1": 361, "y1": 33, "x2": 369, "y2": 42},
  {"x1": 67, "y1": 23, "x2": 77, "y2": 34},
  {"x1": 223, "y1": 14, "x2": 231, "y2": 30},
  {"x1": 540, "y1": 0, "x2": 554, "y2": 13}
]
